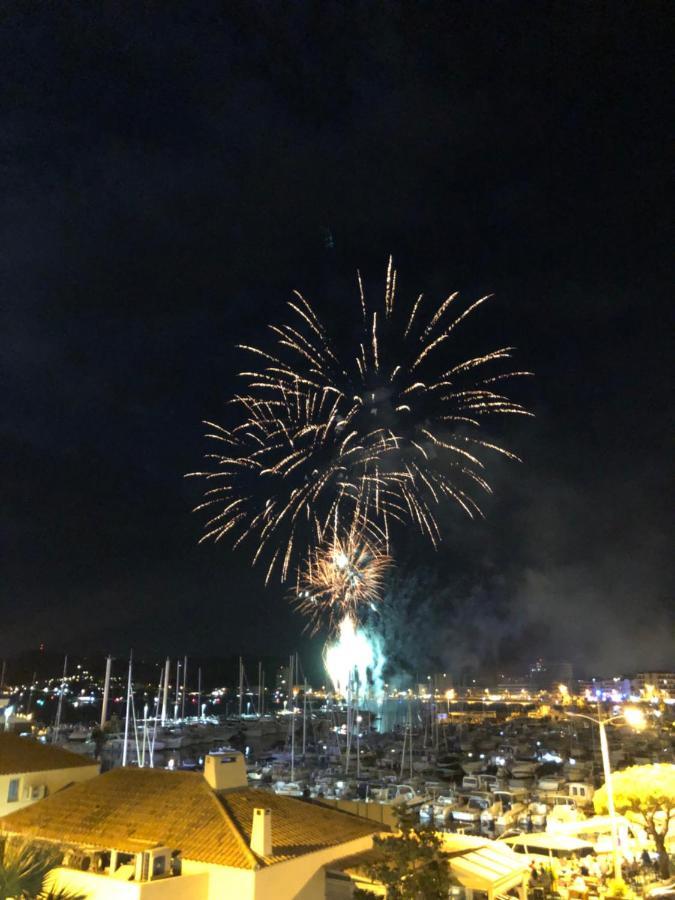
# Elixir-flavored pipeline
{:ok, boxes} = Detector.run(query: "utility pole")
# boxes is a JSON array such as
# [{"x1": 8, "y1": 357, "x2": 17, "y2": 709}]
[{"x1": 566, "y1": 706, "x2": 645, "y2": 884}]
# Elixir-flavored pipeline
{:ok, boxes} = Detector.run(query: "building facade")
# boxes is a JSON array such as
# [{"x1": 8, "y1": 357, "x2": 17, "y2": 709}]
[
  {"x1": 0, "y1": 750, "x2": 382, "y2": 899},
  {"x1": 0, "y1": 732, "x2": 99, "y2": 817}
]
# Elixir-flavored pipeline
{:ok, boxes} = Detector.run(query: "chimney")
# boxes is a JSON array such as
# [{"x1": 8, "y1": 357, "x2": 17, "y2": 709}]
[
  {"x1": 250, "y1": 808, "x2": 272, "y2": 857},
  {"x1": 203, "y1": 751, "x2": 247, "y2": 791}
]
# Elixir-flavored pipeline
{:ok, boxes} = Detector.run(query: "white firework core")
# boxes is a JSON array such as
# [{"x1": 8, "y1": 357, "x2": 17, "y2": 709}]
[{"x1": 323, "y1": 614, "x2": 384, "y2": 696}]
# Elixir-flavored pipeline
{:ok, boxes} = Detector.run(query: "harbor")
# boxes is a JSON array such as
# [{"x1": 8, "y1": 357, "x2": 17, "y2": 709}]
[{"x1": 2, "y1": 655, "x2": 674, "y2": 896}]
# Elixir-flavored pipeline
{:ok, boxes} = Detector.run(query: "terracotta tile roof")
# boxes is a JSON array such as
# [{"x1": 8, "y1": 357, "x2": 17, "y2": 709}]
[
  {"x1": 0, "y1": 733, "x2": 99, "y2": 775},
  {"x1": 0, "y1": 768, "x2": 381, "y2": 869},
  {"x1": 221, "y1": 787, "x2": 382, "y2": 865}
]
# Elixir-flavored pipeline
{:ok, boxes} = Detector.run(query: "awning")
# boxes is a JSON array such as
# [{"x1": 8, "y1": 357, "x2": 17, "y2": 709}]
[{"x1": 441, "y1": 834, "x2": 529, "y2": 893}]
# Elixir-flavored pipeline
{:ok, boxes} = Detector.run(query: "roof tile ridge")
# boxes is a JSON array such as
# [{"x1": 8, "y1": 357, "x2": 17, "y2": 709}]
[{"x1": 203, "y1": 782, "x2": 260, "y2": 870}]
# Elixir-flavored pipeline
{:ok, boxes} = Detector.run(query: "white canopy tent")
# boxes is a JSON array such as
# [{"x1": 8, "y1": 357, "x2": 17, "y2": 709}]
[{"x1": 441, "y1": 834, "x2": 530, "y2": 899}]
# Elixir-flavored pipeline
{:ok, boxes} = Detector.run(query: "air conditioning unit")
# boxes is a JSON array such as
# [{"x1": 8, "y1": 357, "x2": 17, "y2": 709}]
[
  {"x1": 134, "y1": 846, "x2": 171, "y2": 882},
  {"x1": 23, "y1": 784, "x2": 46, "y2": 801}
]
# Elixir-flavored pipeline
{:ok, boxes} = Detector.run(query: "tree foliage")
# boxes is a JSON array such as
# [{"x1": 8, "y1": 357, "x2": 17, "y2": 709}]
[
  {"x1": 594, "y1": 763, "x2": 675, "y2": 878},
  {"x1": 363, "y1": 807, "x2": 451, "y2": 899},
  {"x1": 0, "y1": 839, "x2": 85, "y2": 900}
]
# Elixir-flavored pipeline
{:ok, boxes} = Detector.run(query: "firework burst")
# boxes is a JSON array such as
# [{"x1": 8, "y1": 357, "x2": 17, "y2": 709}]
[
  {"x1": 296, "y1": 530, "x2": 392, "y2": 634},
  {"x1": 190, "y1": 258, "x2": 531, "y2": 600}
]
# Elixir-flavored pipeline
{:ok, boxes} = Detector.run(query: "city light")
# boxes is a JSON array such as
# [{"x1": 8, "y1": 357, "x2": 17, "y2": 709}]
[{"x1": 623, "y1": 706, "x2": 646, "y2": 730}]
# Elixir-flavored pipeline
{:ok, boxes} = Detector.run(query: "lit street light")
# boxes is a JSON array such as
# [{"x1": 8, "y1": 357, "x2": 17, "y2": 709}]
[{"x1": 565, "y1": 705, "x2": 645, "y2": 882}]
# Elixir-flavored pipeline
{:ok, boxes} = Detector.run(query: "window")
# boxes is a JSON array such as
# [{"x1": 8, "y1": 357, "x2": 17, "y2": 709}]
[{"x1": 7, "y1": 779, "x2": 19, "y2": 802}]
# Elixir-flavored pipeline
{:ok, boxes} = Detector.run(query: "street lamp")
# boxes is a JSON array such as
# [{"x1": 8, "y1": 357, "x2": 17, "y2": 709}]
[{"x1": 565, "y1": 705, "x2": 645, "y2": 882}]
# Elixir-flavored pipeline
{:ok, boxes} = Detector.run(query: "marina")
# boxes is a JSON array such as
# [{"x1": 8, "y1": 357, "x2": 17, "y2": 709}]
[{"x1": 4, "y1": 655, "x2": 673, "y2": 850}]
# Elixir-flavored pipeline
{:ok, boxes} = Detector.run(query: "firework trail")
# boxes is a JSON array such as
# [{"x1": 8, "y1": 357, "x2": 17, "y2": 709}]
[{"x1": 190, "y1": 259, "x2": 531, "y2": 613}]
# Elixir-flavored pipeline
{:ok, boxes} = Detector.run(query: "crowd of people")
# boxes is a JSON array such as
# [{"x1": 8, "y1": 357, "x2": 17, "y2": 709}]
[{"x1": 527, "y1": 848, "x2": 664, "y2": 897}]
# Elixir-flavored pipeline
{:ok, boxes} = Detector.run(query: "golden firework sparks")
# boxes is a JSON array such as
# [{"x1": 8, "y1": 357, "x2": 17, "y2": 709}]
[
  {"x1": 295, "y1": 530, "x2": 392, "y2": 634},
  {"x1": 189, "y1": 257, "x2": 532, "y2": 613}
]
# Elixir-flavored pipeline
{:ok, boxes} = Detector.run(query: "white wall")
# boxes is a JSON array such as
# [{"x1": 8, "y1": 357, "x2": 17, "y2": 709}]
[
  {"x1": 46, "y1": 867, "x2": 210, "y2": 899},
  {"x1": 0, "y1": 762, "x2": 100, "y2": 817},
  {"x1": 197, "y1": 862, "x2": 257, "y2": 900},
  {"x1": 253, "y1": 833, "x2": 377, "y2": 900},
  {"x1": 26, "y1": 829, "x2": 378, "y2": 900},
  {"x1": 183, "y1": 833, "x2": 378, "y2": 900}
]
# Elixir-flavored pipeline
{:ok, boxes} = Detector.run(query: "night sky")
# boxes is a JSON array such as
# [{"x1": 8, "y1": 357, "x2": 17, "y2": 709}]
[{"x1": 3, "y1": 3, "x2": 673, "y2": 677}]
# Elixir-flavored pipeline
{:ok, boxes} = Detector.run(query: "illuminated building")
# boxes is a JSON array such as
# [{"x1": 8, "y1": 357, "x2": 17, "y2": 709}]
[
  {"x1": 0, "y1": 750, "x2": 382, "y2": 899},
  {"x1": 0, "y1": 733, "x2": 99, "y2": 818},
  {"x1": 634, "y1": 672, "x2": 675, "y2": 699}
]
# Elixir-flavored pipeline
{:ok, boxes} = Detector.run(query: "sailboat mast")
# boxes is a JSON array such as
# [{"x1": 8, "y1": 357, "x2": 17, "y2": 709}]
[
  {"x1": 358, "y1": 682, "x2": 363, "y2": 778},
  {"x1": 197, "y1": 666, "x2": 202, "y2": 721},
  {"x1": 52, "y1": 655, "x2": 68, "y2": 744},
  {"x1": 174, "y1": 659, "x2": 181, "y2": 720},
  {"x1": 257, "y1": 661, "x2": 262, "y2": 717},
  {"x1": 141, "y1": 702, "x2": 148, "y2": 768},
  {"x1": 149, "y1": 666, "x2": 163, "y2": 765},
  {"x1": 100, "y1": 654, "x2": 112, "y2": 729},
  {"x1": 345, "y1": 672, "x2": 352, "y2": 775},
  {"x1": 302, "y1": 677, "x2": 307, "y2": 757},
  {"x1": 238, "y1": 657, "x2": 244, "y2": 717},
  {"x1": 26, "y1": 671, "x2": 36, "y2": 716},
  {"x1": 289, "y1": 654, "x2": 295, "y2": 781},
  {"x1": 161, "y1": 657, "x2": 170, "y2": 725},
  {"x1": 181, "y1": 656, "x2": 188, "y2": 719},
  {"x1": 122, "y1": 651, "x2": 133, "y2": 767},
  {"x1": 409, "y1": 699, "x2": 413, "y2": 780}
]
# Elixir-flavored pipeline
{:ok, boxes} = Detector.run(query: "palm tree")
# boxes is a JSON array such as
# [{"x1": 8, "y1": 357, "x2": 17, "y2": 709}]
[{"x1": 0, "y1": 839, "x2": 85, "y2": 900}]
